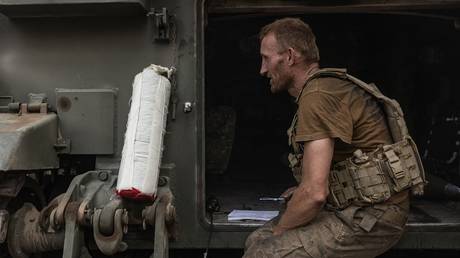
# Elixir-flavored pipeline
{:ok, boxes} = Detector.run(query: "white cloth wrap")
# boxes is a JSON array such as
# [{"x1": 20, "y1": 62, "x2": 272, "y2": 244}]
[{"x1": 117, "y1": 64, "x2": 172, "y2": 198}]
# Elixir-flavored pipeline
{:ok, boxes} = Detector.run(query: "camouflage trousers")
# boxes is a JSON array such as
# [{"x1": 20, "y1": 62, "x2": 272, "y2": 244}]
[{"x1": 243, "y1": 198, "x2": 409, "y2": 258}]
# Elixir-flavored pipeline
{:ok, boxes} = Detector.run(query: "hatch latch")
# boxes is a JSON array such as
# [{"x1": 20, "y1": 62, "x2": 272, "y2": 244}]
[{"x1": 148, "y1": 7, "x2": 171, "y2": 42}]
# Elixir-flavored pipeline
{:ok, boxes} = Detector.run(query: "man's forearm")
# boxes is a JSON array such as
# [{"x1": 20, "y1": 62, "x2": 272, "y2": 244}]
[
  {"x1": 274, "y1": 186, "x2": 325, "y2": 234},
  {"x1": 273, "y1": 138, "x2": 333, "y2": 235}
]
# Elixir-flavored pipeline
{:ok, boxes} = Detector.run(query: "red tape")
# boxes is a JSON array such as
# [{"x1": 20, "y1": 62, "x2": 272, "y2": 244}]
[{"x1": 117, "y1": 188, "x2": 155, "y2": 201}]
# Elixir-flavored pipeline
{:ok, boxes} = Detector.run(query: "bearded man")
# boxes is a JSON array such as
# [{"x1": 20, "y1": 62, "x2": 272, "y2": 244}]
[{"x1": 243, "y1": 18, "x2": 425, "y2": 258}]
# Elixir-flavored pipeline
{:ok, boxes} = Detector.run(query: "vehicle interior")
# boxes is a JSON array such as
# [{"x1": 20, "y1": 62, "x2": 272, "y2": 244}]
[{"x1": 204, "y1": 10, "x2": 460, "y2": 230}]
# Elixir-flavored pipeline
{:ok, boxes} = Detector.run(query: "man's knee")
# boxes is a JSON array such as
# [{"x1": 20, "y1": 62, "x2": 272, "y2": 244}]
[
  {"x1": 244, "y1": 227, "x2": 310, "y2": 258},
  {"x1": 245, "y1": 228, "x2": 271, "y2": 250}
]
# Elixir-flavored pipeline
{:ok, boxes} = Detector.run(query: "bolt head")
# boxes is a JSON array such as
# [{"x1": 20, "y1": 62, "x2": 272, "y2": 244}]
[
  {"x1": 158, "y1": 176, "x2": 168, "y2": 187},
  {"x1": 98, "y1": 171, "x2": 109, "y2": 181}
]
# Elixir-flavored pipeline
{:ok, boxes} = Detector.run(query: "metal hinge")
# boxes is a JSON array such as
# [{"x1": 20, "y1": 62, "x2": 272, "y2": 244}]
[
  {"x1": 0, "y1": 96, "x2": 14, "y2": 113},
  {"x1": 147, "y1": 7, "x2": 172, "y2": 42},
  {"x1": 19, "y1": 93, "x2": 49, "y2": 114}
]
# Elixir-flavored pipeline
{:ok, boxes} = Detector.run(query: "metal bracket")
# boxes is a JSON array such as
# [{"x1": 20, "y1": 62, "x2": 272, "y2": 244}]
[
  {"x1": 54, "y1": 137, "x2": 71, "y2": 154},
  {"x1": 98, "y1": 198, "x2": 123, "y2": 236},
  {"x1": 63, "y1": 202, "x2": 84, "y2": 258},
  {"x1": 142, "y1": 178, "x2": 176, "y2": 258},
  {"x1": 7, "y1": 171, "x2": 175, "y2": 257},
  {"x1": 92, "y1": 209, "x2": 128, "y2": 256},
  {"x1": 51, "y1": 170, "x2": 117, "y2": 230},
  {"x1": 42, "y1": 170, "x2": 121, "y2": 257},
  {"x1": 147, "y1": 7, "x2": 171, "y2": 42},
  {"x1": 152, "y1": 201, "x2": 168, "y2": 258}
]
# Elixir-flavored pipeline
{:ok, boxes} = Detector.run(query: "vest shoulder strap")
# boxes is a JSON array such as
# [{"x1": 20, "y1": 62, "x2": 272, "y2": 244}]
[
  {"x1": 307, "y1": 69, "x2": 383, "y2": 103},
  {"x1": 303, "y1": 68, "x2": 409, "y2": 140}
]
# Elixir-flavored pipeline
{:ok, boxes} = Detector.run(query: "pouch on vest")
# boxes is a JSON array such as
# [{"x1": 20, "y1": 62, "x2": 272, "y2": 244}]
[{"x1": 287, "y1": 68, "x2": 427, "y2": 207}]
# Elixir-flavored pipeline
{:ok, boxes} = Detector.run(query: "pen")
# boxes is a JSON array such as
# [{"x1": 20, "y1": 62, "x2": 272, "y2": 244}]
[{"x1": 259, "y1": 197, "x2": 286, "y2": 203}]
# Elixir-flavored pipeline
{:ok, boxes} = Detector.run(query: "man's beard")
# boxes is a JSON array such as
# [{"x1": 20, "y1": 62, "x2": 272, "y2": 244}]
[{"x1": 270, "y1": 75, "x2": 292, "y2": 93}]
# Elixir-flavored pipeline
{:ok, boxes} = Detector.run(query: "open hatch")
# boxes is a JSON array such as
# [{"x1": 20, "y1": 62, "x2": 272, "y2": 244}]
[{"x1": 203, "y1": 2, "x2": 460, "y2": 247}]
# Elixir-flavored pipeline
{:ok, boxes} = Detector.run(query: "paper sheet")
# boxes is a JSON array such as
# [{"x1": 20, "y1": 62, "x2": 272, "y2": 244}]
[{"x1": 228, "y1": 210, "x2": 279, "y2": 221}]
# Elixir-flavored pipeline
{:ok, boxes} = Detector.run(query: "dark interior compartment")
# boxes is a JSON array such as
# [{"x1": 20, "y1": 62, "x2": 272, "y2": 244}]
[{"x1": 205, "y1": 13, "x2": 460, "y2": 226}]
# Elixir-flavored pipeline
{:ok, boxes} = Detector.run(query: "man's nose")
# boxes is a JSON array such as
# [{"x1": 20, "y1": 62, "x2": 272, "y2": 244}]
[{"x1": 260, "y1": 62, "x2": 267, "y2": 76}]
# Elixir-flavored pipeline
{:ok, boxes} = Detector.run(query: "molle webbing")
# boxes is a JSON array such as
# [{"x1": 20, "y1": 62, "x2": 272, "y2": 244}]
[
  {"x1": 288, "y1": 69, "x2": 426, "y2": 208},
  {"x1": 328, "y1": 138, "x2": 424, "y2": 209}
]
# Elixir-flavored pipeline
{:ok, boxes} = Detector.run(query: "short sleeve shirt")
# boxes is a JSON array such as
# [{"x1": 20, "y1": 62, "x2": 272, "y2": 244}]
[{"x1": 295, "y1": 74, "x2": 393, "y2": 162}]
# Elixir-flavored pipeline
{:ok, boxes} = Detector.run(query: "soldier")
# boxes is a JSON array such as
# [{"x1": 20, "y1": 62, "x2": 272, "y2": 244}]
[{"x1": 243, "y1": 18, "x2": 425, "y2": 257}]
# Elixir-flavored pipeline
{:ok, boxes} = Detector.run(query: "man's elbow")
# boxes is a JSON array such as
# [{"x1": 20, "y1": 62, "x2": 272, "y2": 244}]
[{"x1": 311, "y1": 189, "x2": 329, "y2": 206}]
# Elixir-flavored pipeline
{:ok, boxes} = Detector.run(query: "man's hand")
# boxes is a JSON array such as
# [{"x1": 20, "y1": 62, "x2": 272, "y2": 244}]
[
  {"x1": 280, "y1": 186, "x2": 297, "y2": 201},
  {"x1": 272, "y1": 224, "x2": 288, "y2": 236},
  {"x1": 272, "y1": 186, "x2": 297, "y2": 236}
]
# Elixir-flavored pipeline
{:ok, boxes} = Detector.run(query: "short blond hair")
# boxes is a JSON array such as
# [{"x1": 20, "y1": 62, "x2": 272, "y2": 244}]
[{"x1": 260, "y1": 18, "x2": 320, "y2": 63}]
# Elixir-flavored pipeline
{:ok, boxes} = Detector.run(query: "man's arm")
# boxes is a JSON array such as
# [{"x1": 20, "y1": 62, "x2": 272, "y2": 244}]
[{"x1": 273, "y1": 137, "x2": 334, "y2": 235}]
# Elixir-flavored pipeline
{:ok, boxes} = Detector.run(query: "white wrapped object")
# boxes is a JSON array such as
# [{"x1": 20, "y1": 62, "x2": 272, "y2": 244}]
[{"x1": 117, "y1": 65, "x2": 173, "y2": 200}]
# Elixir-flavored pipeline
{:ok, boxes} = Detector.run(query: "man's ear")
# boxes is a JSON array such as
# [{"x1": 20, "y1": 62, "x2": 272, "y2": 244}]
[{"x1": 287, "y1": 48, "x2": 296, "y2": 66}]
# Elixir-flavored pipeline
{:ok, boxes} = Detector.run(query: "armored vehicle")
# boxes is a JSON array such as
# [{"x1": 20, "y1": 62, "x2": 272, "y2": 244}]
[{"x1": 1, "y1": 1, "x2": 460, "y2": 257}]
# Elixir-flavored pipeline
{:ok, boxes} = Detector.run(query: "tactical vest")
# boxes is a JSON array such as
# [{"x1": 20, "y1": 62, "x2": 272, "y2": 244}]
[{"x1": 287, "y1": 68, "x2": 426, "y2": 209}]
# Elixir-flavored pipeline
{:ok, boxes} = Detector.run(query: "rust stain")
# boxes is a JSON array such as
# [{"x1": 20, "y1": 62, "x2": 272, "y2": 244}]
[
  {"x1": 0, "y1": 113, "x2": 54, "y2": 133},
  {"x1": 57, "y1": 96, "x2": 72, "y2": 112}
]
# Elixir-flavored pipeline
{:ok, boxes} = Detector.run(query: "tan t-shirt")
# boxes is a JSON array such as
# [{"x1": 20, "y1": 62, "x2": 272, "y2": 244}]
[{"x1": 294, "y1": 75, "x2": 393, "y2": 162}]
